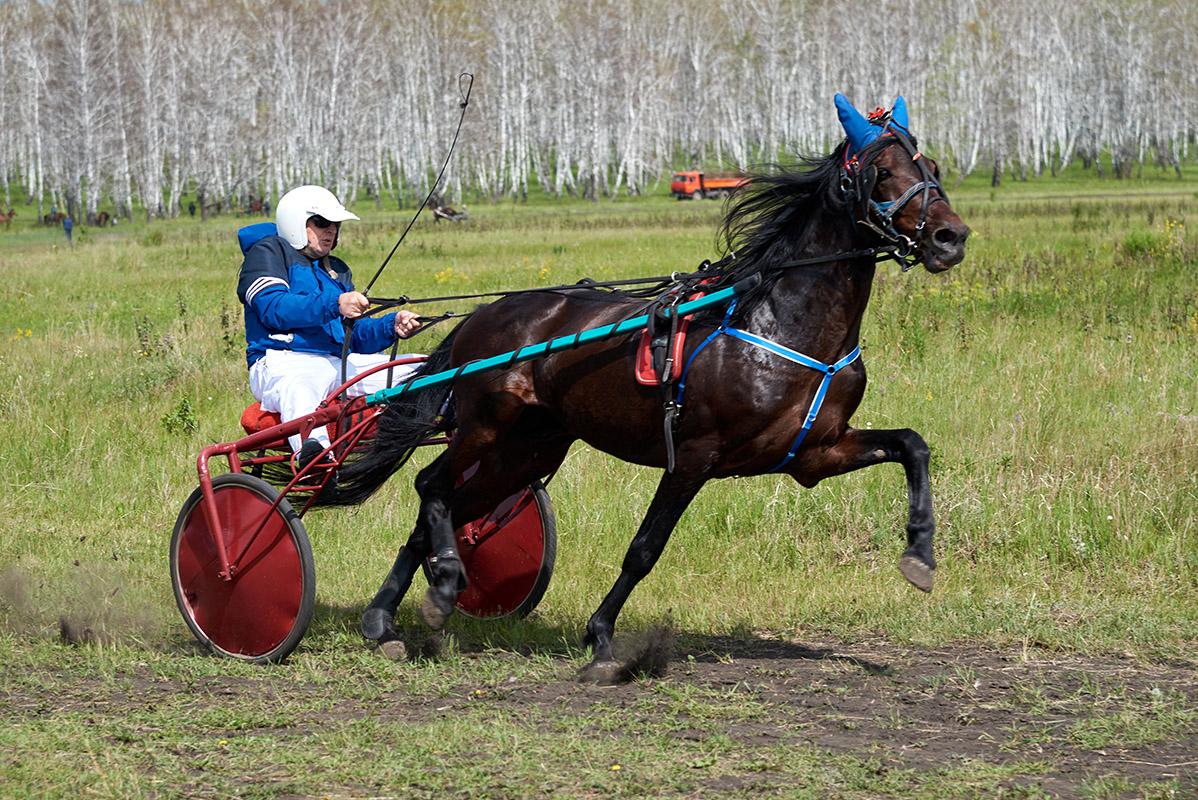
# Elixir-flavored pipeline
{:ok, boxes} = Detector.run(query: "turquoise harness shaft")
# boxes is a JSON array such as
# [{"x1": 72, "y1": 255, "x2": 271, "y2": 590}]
[{"x1": 364, "y1": 278, "x2": 760, "y2": 407}]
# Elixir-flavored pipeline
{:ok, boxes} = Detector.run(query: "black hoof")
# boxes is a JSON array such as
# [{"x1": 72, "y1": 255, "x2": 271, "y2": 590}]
[
  {"x1": 360, "y1": 607, "x2": 393, "y2": 641},
  {"x1": 899, "y1": 555, "x2": 934, "y2": 593}
]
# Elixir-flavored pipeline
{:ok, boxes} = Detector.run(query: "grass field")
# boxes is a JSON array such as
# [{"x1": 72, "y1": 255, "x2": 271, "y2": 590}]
[{"x1": 1, "y1": 166, "x2": 1196, "y2": 797}]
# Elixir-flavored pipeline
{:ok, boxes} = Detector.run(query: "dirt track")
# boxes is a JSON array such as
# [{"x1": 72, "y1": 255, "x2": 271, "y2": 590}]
[
  {"x1": 4, "y1": 634, "x2": 1195, "y2": 797},
  {"x1": 494, "y1": 635, "x2": 1198, "y2": 795}
]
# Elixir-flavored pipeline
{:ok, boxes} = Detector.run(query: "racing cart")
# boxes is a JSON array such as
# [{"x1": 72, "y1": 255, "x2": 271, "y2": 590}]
[{"x1": 169, "y1": 356, "x2": 556, "y2": 663}]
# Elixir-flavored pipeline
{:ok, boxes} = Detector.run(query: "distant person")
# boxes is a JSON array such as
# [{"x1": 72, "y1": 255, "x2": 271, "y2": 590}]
[
  {"x1": 237, "y1": 185, "x2": 422, "y2": 465},
  {"x1": 188, "y1": 201, "x2": 196, "y2": 217},
  {"x1": 63, "y1": 215, "x2": 73, "y2": 242},
  {"x1": 263, "y1": 198, "x2": 271, "y2": 215}
]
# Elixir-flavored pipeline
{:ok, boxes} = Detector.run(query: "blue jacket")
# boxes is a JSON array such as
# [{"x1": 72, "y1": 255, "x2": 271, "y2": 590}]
[{"x1": 236, "y1": 234, "x2": 397, "y2": 368}]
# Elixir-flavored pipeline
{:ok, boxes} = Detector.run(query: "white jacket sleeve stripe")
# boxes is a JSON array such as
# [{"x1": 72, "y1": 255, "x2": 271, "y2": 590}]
[{"x1": 245, "y1": 276, "x2": 288, "y2": 306}]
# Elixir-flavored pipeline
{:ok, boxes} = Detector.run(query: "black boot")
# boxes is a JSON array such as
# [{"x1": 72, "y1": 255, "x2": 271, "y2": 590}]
[{"x1": 297, "y1": 438, "x2": 338, "y2": 494}]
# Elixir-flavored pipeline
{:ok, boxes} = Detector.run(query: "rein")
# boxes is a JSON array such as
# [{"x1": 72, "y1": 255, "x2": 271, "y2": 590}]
[{"x1": 363, "y1": 245, "x2": 904, "y2": 333}]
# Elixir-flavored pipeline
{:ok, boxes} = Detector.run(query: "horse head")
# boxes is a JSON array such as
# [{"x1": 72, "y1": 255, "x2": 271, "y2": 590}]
[{"x1": 835, "y1": 94, "x2": 969, "y2": 273}]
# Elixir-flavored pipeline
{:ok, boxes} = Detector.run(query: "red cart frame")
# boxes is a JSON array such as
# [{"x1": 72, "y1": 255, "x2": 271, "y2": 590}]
[{"x1": 171, "y1": 355, "x2": 555, "y2": 663}]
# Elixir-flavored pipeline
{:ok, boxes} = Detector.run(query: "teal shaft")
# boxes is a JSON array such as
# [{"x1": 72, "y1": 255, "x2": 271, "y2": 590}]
[{"x1": 365, "y1": 280, "x2": 751, "y2": 406}]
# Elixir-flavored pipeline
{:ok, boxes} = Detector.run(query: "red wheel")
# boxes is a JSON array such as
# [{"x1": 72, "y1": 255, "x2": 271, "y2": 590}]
[
  {"x1": 438, "y1": 481, "x2": 556, "y2": 619},
  {"x1": 171, "y1": 473, "x2": 315, "y2": 663}
]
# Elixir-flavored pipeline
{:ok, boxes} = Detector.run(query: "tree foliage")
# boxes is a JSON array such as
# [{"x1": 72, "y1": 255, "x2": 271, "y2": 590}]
[{"x1": 0, "y1": 0, "x2": 1193, "y2": 219}]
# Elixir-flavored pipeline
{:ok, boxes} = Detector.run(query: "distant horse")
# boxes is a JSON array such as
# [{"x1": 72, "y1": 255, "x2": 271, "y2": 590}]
[
  {"x1": 325, "y1": 94, "x2": 970, "y2": 680},
  {"x1": 95, "y1": 211, "x2": 110, "y2": 227},
  {"x1": 429, "y1": 192, "x2": 468, "y2": 222},
  {"x1": 0, "y1": 208, "x2": 15, "y2": 229}
]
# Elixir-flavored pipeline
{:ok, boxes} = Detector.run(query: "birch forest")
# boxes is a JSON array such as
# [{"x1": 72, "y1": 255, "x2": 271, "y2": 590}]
[{"x1": 0, "y1": 0, "x2": 1194, "y2": 223}]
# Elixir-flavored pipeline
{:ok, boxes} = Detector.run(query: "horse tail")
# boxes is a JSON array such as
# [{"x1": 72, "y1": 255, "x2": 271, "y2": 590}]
[{"x1": 313, "y1": 326, "x2": 461, "y2": 508}]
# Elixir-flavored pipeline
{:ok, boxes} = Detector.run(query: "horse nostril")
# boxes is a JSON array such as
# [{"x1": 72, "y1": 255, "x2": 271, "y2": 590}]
[{"x1": 933, "y1": 225, "x2": 968, "y2": 248}]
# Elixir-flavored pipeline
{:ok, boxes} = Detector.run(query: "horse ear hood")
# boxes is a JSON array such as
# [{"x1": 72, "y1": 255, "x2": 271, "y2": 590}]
[
  {"x1": 836, "y1": 93, "x2": 910, "y2": 155},
  {"x1": 891, "y1": 96, "x2": 910, "y2": 131},
  {"x1": 835, "y1": 93, "x2": 881, "y2": 155}
]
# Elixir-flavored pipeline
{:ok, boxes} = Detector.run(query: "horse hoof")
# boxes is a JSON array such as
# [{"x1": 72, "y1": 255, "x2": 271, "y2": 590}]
[
  {"x1": 420, "y1": 588, "x2": 453, "y2": 631},
  {"x1": 376, "y1": 638, "x2": 408, "y2": 662},
  {"x1": 578, "y1": 660, "x2": 626, "y2": 685},
  {"x1": 899, "y1": 555, "x2": 934, "y2": 593},
  {"x1": 360, "y1": 607, "x2": 392, "y2": 641}
]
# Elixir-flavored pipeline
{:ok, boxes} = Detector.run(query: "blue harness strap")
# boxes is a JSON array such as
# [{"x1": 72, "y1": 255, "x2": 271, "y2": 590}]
[
  {"x1": 675, "y1": 298, "x2": 738, "y2": 407},
  {"x1": 757, "y1": 343, "x2": 860, "y2": 472},
  {"x1": 673, "y1": 300, "x2": 861, "y2": 473}
]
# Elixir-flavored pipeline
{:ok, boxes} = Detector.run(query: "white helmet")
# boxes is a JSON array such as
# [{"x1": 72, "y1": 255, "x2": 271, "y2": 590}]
[{"x1": 275, "y1": 185, "x2": 360, "y2": 250}]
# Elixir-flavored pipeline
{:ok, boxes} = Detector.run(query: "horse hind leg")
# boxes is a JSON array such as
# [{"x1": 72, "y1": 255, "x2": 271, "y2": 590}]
[
  {"x1": 360, "y1": 525, "x2": 431, "y2": 658},
  {"x1": 360, "y1": 450, "x2": 459, "y2": 654},
  {"x1": 413, "y1": 454, "x2": 467, "y2": 632},
  {"x1": 420, "y1": 424, "x2": 574, "y2": 631}
]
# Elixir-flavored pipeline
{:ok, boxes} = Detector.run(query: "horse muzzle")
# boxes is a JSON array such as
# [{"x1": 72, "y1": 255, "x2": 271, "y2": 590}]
[{"x1": 921, "y1": 220, "x2": 970, "y2": 273}]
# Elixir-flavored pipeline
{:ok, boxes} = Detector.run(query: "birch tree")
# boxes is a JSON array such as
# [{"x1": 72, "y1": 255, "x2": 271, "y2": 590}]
[{"x1": 0, "y1": 0, "x2": 1195, "y2": 219}]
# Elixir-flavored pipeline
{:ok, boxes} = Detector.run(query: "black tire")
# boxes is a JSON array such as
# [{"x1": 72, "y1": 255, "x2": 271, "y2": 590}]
[{"x1": 171, "y1": 473, "x2": 316, "y2": 664}]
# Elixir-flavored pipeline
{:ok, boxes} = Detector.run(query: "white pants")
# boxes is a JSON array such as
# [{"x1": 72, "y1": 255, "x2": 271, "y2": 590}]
[{"x1": 249, "y1": 349, "x2": 421, "y2": 452}]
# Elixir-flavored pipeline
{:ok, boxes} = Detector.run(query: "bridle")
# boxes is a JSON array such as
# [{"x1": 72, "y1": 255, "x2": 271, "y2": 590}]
[{"x1": 840, "y1": 113, "x2": 949, "y2": 270}]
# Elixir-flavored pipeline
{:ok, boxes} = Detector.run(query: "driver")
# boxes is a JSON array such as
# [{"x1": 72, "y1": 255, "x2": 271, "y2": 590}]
[{"x1": 237, "y1": 184, "x2": 421, "y2": 466}]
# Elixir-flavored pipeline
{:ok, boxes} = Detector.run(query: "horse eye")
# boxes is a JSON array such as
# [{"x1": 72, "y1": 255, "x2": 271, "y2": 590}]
[{"x1": 875, "y1": 168, "x2": 891, "y2": 181}]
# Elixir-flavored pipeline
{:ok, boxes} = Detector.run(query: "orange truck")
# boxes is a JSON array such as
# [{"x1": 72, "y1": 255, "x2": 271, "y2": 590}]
[{"x1": 670, "y1": 170, "x2": 747, "y2": 199}]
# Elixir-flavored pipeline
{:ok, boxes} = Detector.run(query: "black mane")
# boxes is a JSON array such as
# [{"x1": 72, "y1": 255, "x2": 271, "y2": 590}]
[{"x1": 711, "y1": 141, "x2": 852, "y2": 319}]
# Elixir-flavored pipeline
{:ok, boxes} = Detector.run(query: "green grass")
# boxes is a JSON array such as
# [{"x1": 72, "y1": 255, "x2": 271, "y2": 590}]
[{"x1": 1, "y1": 169, "x2": 1196, "y2": 796}]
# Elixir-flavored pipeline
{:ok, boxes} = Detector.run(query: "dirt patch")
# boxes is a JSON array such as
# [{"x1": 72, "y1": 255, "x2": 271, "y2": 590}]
[
  {"x1": 455, "y1": 634, "x2": 1198, "y2": 794},
  {"x1": 3, "y1": 634, "x2": 1195, "y2": 797},
  {"x1": 0, "y1": 564, "x2": 164, "y2": 646}
]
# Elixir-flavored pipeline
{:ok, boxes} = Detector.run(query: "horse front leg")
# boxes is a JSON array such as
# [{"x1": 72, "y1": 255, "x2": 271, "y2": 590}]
[
  {"x1": 583, "y1": 471, "x2": 706, "y2": 681},
  {"x1": 792, "y1": 427, "x2": 935, "y2": 591}
]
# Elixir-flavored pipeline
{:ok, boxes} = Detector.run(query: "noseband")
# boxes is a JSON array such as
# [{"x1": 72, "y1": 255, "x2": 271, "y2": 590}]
[{"x1": 841, "y1": 119, "x2": 949, "y2": 270}]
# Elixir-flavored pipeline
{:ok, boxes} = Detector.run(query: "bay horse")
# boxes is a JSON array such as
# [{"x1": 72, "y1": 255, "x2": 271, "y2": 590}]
[{"x1": 322, "y1": 94, "x2": 970, "y2": 680}]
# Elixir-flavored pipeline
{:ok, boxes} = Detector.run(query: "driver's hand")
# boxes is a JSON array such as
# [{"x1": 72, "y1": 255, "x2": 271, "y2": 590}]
[
  {"x1": 394, "y1": 310, "x2": 422, "y2": 339},
  {"x1": 338, "y1": 291, "x2": 370, "y2": 319}
]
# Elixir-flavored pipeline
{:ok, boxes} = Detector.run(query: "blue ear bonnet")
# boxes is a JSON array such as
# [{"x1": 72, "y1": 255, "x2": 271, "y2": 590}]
[{"x1": 835, "y1": 93, "x2": 910, "y2": 157}]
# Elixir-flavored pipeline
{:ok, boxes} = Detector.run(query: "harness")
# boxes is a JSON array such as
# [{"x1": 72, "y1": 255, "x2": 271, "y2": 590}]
[
  {"x1": 670, "y1": 299, "x2": 861, "y2": 473},
  {"x1": 650, "y1": 121, "x2": 946, "y2": 473},
  {"x1": 842, "y1": 109, "x2": 948, "y2": 271}
]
